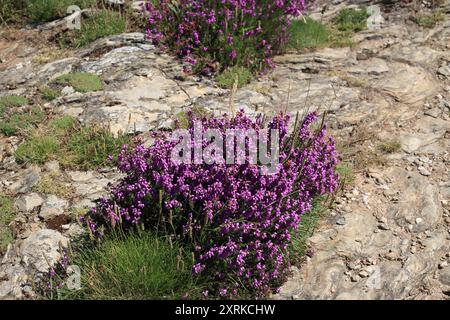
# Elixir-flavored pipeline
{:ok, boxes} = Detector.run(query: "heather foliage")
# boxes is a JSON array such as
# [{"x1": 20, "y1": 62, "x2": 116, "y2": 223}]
[
  {"x1": 144, "y1": 0, "x2": 306, "y2": 74},
  {"x1": 90, "y1": 110, "x2": 339, "y2": 298}
]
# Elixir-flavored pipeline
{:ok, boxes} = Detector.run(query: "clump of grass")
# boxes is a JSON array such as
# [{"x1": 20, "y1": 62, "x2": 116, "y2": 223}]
[
  {"x1": 57, "y1": 231, "x2": 203, "y2": 300},
  {"x1": 32, "y1": 172, "x2": 75, "y2": 199},
  {"x1": 65, "y1": 10, "x2": 126, "y2": 48},
  {"x1": 0, "y1": 95, "x2": 28, "y2": 108},
  {"x1": 0, "y1": 0, "x2": 26, "y2": 25},
  {"x1": 26, "y1": 0, "x2": 96, "y2": 24},
  {"x1": 61, "y1": 124, "x2": 130, "y2": 170},
  {"x1": 15, "y1": 135, "x2": 60, "y2": 164},
  {"x1": 413, "y1": 10, "x2": 444, "y2": 28},
  {"x1": 332, "y1": 8, "x2": 370, "y2": 32},
  {"x1": 33, "y1": 47, "x2": 72, "y2": 65},
  {"x1": 0, "y1": 193, "x2": 16, "y2": 253},
  {"x1": 377, "y1": 140, "x2": 401, "y2": 154},
  {"x1": 336, "y1": 163, "x2": 354, "y2": 188},
  {"x1": 288, "y1": 17, "x2": 331, "y2": 50},
  {"x1": 0, "y1": 107, "x2": 45, "y2": 136},
  {"x1": 14, "y1": 116, "x2": 131, "y2": 170},
  {"x1": 54, "y1": 73, "x2": 103, "y2": 93},
  {"x1": 40, "y1": 86, "x2": 60, "y2": 101},
  {"x1": 216, "y1": 66, "x2": 253, "y2": 89},
  {"x1": 289, "y1": 197, "x2": 326, "y2": 264}
]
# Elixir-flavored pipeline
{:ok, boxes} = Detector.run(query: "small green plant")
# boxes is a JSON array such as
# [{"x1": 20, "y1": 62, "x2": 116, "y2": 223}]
[
  {"x1": 69, "y1": 10, "x2": 127, "y2": 48},
  {"x1": 55, "y1": 73, "x2": 103, "y2": 93},
  {"x1": 216, "y1": 66, "x2": 253, "y2": 89},
  {"x1": 413, "y1": 11, "x2": 444, "y2": 28},
  {"x1": 0, "y1": 107, "x2": 45, "y2": 137},
  {"x1": 332, "y1": 8, "x2": 370, "y2": 32},
  {"x1": 0, "y1": 193, "x2": 16, "y2": 253},
  {"x1": 57, "y1": 231, "x2": 203, "y2": 300},
  {"x1": 288, "y1": 18, "x2": 331, "y2": 50},
  {"x1": 377, "y1": 140, "x2": 401, "y2": 154},
  {"x1": 40, "y1": 86, "x2": 59, "y2": 101}
]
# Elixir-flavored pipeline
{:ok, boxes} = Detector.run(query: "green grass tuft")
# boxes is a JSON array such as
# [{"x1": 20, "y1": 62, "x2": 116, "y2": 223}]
[
  {"x1": 0, "y1": 107, "x2": 45, "y2": 137},
  {"x1": 40, "y1": 86, "x2": 59, "y2": 101},
  {"x1": 56, "y1": 231, "x2": 202, "y2": 300},
  {"x1": 0, "y1": 193, "x2": 16, "y2": 253},
  {"x1": 14, "y1": 116, "x2": 131, "y2": 170},
  {"x1": 61, "y1": 124, "x2": 130, "y2": 170},
  {"x1": 332, "y1": 8, "x2": 370, "y2": 32},
  {"x1": 413, "y1": 10, "x2": 445, "y2": 28},
  {"x1": 26, "y1": 0, "x2": 96, "y2": 24},
  {"x1": 216, "y1": 66, "x2": 253, "y2": 89},
  {"x1": 69, "y1": 10, "x2": 127, "y2": 48},
  {"x1": 15, "y1": 135, "x2": 60, "y2": 164},
  {"x1": 55, "y1": 72, "x2": 103, "y2": 93},
  {"x1": 377, "y1": 140, "x2": 401, "y2": 154},
  {"x1": 288, "y1": 18, "x2": 331, "y2": 50}
]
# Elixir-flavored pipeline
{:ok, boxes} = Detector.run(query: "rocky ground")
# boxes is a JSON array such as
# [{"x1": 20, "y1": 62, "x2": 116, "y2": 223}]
[{"x1": 1, "y1": 0, "x2": 450, "y2": 299}]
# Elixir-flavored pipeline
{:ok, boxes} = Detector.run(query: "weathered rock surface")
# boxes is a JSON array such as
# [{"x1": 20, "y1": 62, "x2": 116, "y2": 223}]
[{"x1": 1, "y1": 0, "x2": 450, "y2": 300}]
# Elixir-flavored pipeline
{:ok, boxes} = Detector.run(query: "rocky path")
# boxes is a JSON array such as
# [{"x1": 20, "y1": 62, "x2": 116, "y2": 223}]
[{"x1": 0, "y1": 1, "x2": 449, "y2": 299}]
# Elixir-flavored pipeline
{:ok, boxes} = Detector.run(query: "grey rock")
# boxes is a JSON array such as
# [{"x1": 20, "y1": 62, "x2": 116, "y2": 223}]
[
  {"x1": 14, "y1": 193, "x2": 44, "y2": 212},
  {"x1": 39, "y1": 195, "x2": 69, "y2": 221},
  {"x1": 21, "y1": 229, "x2": 68, "y2": 273}
]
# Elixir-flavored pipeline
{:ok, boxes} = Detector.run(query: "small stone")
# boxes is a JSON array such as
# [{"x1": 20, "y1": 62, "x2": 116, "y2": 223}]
[
  {"x1": 439, "y1": 261, "x2": 448, "y2": 269},
  {"x1": 61, "y1": 86, "x2": 75, "y2": 96},
  {"x1": 336, "y1": 217, "x2": 346, "y2": 226},
  {"x1": 39, "y1": 195, "x2": 69, "y2": 221},
  {"x1": 415, "y1": 217, "x2": 423, "y2": 224},
  {"x1": 351, "y1": 275, "x2": 360, "y2": 282},
  {"x1": 43, "y1": 161, "x2": 60, "y2": 173},
  {"x1": 424, "y1": 108, "x2": 440, "y2": 118},
  {"x1": 378, "y1": 223, "x2": 390, "y2": 230},
  {"x1": 15, "y1": 193, "x2": 44, "y2": 212},
  {"x1": 418, "y1": 166, "x2": 431, "y2": 176},
  {"x1": 359, "y1": 270, "x2": 370, "y2": 278},
  {"x1": 410, "y1": 246, "x2": 417, "y2": 254}
]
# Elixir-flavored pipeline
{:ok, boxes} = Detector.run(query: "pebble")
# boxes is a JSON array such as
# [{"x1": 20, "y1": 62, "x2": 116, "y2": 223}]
[
  {"x1": 359, "y1": 270, "x2": 370, "y2": 278},
  {"x1": 418, "y1": 166, "x2": 431, "y2": 176},
  {"x1": 439, "y1": 261, "x2": 448, "y2": 269},
  {"x1": 336, "y1": 217, "x2": 346, "y2": 226}
]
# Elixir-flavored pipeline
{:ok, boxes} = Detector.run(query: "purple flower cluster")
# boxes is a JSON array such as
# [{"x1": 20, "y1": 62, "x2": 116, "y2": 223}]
[
  {"x1": 91, "y1": 110, "x2": 339, "y2": 298},
  {"x1": 144, "y1": 0, "x2": 306, "y2": 73}
]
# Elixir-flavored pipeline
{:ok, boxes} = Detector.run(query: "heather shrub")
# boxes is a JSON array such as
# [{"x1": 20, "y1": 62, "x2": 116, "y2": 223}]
[
  {"x1": 144, "y1": 0, "x2": 306, "y2": 73},
  {"x1": 89, "y1": 110, "x2": 339, "y2": 298}
]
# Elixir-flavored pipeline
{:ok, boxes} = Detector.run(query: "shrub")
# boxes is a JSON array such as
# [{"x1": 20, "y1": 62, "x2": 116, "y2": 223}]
[
  {"x1": 55, "y1": 72, "x2": 103, "y2": 93},
  {"x1": 90, "y1": 110, "x2": 339, "y2": 298},
  {"x1": 144, "y1": 0, "x2": 306, "y2": 73},
  {"x1": 51, "y1": 231, "x2": 203, "y2": 300}
]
